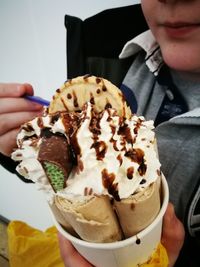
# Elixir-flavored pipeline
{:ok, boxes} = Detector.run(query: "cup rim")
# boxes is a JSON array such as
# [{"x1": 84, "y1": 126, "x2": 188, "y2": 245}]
[{"x1": 53, "y1": 174, "x2": 169, "y2": 250}]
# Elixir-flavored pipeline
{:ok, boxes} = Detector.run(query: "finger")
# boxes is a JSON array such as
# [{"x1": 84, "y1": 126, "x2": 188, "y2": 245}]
[
  {"x1": 0, "y1": 111, "x2": 42, "y2": 136},
  {"x1": 0, "y1": 83, "x2": 34, "y2": 97},
  {"x1": 0, "y1": 128, "x2": 19, "y2": 156},
  {"x1": 58, "y1": 233, "x2": 94, "y2": 267},
  {"x1": 0, "y1": 97, "x2": 43, "y2": 114},
  {"x1": 161, "y1": 203, "x2": 185, "y2": 267}
]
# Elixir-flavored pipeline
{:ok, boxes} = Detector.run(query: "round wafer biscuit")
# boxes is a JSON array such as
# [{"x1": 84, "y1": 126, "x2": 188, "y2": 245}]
[{"x1": 49, "y1": 75, "x2": 131, "y2": 118}]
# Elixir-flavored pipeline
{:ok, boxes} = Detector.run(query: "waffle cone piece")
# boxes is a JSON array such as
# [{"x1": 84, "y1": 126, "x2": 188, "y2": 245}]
[
  {"x1": 55, "y1": 195, "x2": 122, "y2": 242},
  {"x1": 48, "y1": 202, "x2": 77, "y2": 236},
  {"x1": 114, "y1": 177, "x2": 161, "y2": 238}
]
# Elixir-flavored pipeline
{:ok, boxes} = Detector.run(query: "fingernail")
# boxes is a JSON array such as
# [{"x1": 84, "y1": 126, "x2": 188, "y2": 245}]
[
  {"x1": 36, "y1": 109, "x2": 45, "y2": 116},
  {"x1": 29, "y1": 102, "x2": 43, "y2": 110},
  {"x1": 16, "y1": 84, "x2": 24, "y2": 95}
]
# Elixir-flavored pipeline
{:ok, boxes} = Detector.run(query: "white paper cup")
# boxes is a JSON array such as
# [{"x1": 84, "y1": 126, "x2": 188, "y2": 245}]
[{"x1": 52, "y1": 175, "x2": 169, "y2": 267}]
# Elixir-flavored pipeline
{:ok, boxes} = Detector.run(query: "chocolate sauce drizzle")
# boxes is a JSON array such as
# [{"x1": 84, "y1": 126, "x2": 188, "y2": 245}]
[
  {"x1": 125, "y1": 148, "x2": 147, "y2": 176},
  {"x1": 136, "y1": 236, "x2": 141, "y2": 245},
  {"x1": 102, "y1": 169, "x2": 120, "y2": 201},
  {"x1": 91, "y1": 141, "x2": 107, "y2": 161}
]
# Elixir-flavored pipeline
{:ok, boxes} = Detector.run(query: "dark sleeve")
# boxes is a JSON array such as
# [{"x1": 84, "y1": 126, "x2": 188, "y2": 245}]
[{"x1": 0, "y1": 153, "x2": 33, "y2": 183}]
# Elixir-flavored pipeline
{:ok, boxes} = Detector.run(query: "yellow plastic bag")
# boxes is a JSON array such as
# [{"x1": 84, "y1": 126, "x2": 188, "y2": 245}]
[
  {"x1": 7, "y1": 221, "x2": 64, "y2": 267},
  {"x1": 7, "y1": 220, "x2": 168, "y2": 267},
  {"x1": 140, "y1": 243, "x2": 169, "y2": 267}
]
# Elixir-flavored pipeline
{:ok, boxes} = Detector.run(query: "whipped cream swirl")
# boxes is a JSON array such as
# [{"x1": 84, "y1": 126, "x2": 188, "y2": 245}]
[{"x1": 12, "y1": 103, "x2": 161, "y2": 201}]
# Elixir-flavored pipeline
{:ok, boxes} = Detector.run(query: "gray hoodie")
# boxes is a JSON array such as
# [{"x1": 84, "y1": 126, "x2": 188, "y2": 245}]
[{"x1": 120, "y1": 30, "x2": 200, "y2": 267}]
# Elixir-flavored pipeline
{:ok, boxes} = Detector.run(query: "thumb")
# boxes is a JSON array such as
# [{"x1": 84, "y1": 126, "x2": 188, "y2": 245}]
[
  {"x1": 161, "y1": 203, "x2": 185, "y2": 267},
  {"x1": 57, "y1": 232, "x2": 94, "y2": 267}
]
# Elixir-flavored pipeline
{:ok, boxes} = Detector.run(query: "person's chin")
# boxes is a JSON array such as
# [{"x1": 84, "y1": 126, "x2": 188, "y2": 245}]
[{"x1": 160, "y1": 43, "x2": 200, "y2": 73}]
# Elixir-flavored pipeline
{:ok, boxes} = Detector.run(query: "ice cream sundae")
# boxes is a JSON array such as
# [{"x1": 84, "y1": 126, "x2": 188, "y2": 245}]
[{"x1": 12, "y1": 75, "x2": 162, "y2": 243}]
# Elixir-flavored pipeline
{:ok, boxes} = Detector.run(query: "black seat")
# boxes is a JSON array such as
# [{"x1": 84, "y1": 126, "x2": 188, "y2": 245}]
[{"x1": 65, "y1": 4, "x2": 148, "y2": 87}]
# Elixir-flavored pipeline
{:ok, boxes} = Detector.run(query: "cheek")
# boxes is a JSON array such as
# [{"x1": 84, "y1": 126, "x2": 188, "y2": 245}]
[
  {"x1": 141, "y1": 1, "x2": 156, "y2": 29},
  {"x1": 160, "y1": 41, "x2": 200, "y2": 72}
]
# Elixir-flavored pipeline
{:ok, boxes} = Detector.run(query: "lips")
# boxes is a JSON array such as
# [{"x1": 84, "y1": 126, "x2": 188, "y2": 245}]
[
  {"x1": 161, "y1": 21, "x2": 200, "y2": 37},
  {"x1": 164, "y1": 21, "x2": 200, "y2": 28}
]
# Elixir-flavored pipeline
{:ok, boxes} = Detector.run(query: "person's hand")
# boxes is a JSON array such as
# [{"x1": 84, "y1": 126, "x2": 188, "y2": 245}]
[
  {"x1": 0, "y1": 83, "x2": 43, "y2": 156},
  {"x1": 58, "y1": 202, "x2": 185, "y2": 267},
  {"x1": 58, "y1": 233, "x2": 94, "y2": 267},
  {"x1": 161, "y1": 203, "x2": 185, "y2": 267}
]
